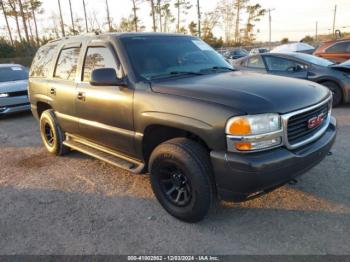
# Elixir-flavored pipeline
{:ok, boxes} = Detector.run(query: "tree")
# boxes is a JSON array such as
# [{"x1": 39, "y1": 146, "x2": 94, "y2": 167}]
[
  {"x1": 131, "y1": 0, "x2": 144, "y2": 32},
  {"x1": 161, "y1": 2, "x2": 175, "y2": 32},
  {"x1": 188, "y1": 21, "x2": 198, "y2": 36},
  {"x1": 233, "y1": 0, "x2": 249, "y2": 44},
  {"x1": 216, "y1": 0, "x2": 235, "y2": 44},
  {"x1": 301, "y1": 35, "x2": 314, "y2": 43},
  {"x1": 5, "y1": 0, "x2": 23, "y2": 41},
  {"x1": 18, "y1": 0, "x2": 30, "y2": 42},
  {"x1": 242, "y1": 4, "x2": 266, "y2": 45},
  {"x1": 281, "y1": 37, "x2": 289, "y2": 44},
  {"x1": 148, "y1": 0, "x2": 157, "y2": 32},
  {"x1": 0, "y1": 0, "x2": 14, "y2": 45},
  {"x1": 174, "y1": 0, "x2": 192, "y2": 33}
]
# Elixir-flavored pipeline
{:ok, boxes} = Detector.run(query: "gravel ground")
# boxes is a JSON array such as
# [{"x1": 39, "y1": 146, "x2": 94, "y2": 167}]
[{"x1": 0, "y1": 107, "x2": 349, "y2": 255}]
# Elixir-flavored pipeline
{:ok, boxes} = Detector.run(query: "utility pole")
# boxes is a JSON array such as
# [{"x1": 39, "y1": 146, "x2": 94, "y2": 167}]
[
  {"x1": 268, "y1": 8, "x2": 275, "y2": 50},
  {"x1": 315, "y1": 21, "x2": 318, "y2": 42},
  {"x1": 105, "y1": 0, "x2": 112, "y2": 32},
  {"x1": 132, "y1": 0, "x2": 138, "y2": 32},
  {"x1": 0, "y1": 0, "x2": 14, "y2": 46},
  {"x1": 332, "y1": 5, "x2": 337, "y2": 38},
  {"x1": 197, "y1": 0, "x2": 201, "y2": 38},
  {"x1": 82, "y1": 0, "x2": 88, "y2": 32},
  {"x1": 57, "y1": 0, "x2": 65, "y2": 37},
  {"x1": 68, "y1": 0, "x2": 75, "y2": 34}
]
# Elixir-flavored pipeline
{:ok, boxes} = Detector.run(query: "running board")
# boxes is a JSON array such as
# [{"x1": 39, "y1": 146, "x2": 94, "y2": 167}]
[{"x1": 63, "y1": 134, "x2": 145, "y2": 174}]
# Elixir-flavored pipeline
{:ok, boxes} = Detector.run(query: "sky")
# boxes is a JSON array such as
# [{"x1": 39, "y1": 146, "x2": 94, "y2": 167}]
[{"x1": 1, "y1": 0, "x2": 350, "y2": 42}]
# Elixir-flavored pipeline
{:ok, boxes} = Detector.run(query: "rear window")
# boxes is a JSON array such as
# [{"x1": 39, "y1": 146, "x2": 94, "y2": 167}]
[
  {"x1": 54, "y1": 47, "x2": 81, "y2": 81},
  {"x1": 30, "y1": 44, "x2": 58, "y2": 78},
  {"x1": 0, "y1": 66, "x2": 28, "y2": 83}
]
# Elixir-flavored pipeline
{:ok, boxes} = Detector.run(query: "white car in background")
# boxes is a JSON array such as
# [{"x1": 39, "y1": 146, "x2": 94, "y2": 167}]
[{"x1": 0, "y1": 64, "x2": 30, "y2": 115}]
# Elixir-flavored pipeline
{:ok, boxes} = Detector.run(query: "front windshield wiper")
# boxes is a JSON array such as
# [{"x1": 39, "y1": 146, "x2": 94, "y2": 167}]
[
  {"x1": 149, "y1": 71, "x2": 204, "y2": 80},
  {"x1": 200, "y1": 66, "x2": 236, "y2": 73}
]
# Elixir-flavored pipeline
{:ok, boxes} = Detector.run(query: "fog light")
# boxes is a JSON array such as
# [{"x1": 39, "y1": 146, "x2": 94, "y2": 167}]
[
  {"x1": 0, "y1": 93, "x2": 9, "y2": 98},
  {"x1": 235, "y1": 137, "x2": 282, "y2": 151}
]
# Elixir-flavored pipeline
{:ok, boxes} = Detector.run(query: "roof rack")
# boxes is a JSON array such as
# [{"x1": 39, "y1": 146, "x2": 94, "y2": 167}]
[{"x1": 48, "y1": 31, "x2": 101, "y2": 43}]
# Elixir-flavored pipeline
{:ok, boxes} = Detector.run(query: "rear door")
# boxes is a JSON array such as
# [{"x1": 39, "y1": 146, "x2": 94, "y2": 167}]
[
  {"x1": 263, "y1": 55, "x2": 309, "y2": 79},
  {"x1": 237, "y1": 55, "x2": 268, "y2": 73},
  {"x1": 49, "y1": 42, "x2": 82, "y2": 134},
  {"x1": 75, "y1": 40, "x2": 135, "y2": 156}
]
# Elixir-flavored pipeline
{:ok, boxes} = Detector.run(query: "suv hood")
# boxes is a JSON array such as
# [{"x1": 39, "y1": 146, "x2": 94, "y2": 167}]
[
  {"x1": 150, "y1": 71, "x2": 330, "y2": 115},
  {"x1": 0, "y1": 79, "x2": 28, "y2": 93}
]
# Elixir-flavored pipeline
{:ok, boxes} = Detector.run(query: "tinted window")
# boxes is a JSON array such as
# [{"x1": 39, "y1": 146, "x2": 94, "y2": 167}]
[
  {"x1": 54, "y1": 47, "x2": 80, "y2": 81},
  {"x1": 265, "y1": 56, "x2": 307, "y2": 71},
  {"x1": 245, "y1": 56, "x2": 265, "y2": 69},
  {"x1": 121, "y1": 36, "x2": 231, "y2": 80},
  {"x1": 0, "y1": 66, "x2": 28, "y2": 83},
  {"x1": 83, "y1": 47, "x2": 122, "y2": 82},
  {"x1": 30, "y1": 44, "x2": 58, "y2": 78},
  {"x1": 326, "y1": 41, "x2": 350, "y2": 53}
]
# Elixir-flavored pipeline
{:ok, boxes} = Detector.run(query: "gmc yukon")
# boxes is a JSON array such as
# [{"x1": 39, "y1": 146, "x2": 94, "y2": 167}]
[{"x1": 29, "y1": 33, "x2": 337, "y2": 222}]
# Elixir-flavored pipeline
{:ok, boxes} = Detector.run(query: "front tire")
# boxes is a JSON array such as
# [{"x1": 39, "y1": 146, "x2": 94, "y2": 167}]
[
  {"x1": 322, "y1": 81, "x2": 342, "y2": 107},
  {"x1": 39, "y1": 110, "x2": 70, "y2": 156},
  {"x1": 149, "y1": 138, "x2": 214, "y2": 223}
]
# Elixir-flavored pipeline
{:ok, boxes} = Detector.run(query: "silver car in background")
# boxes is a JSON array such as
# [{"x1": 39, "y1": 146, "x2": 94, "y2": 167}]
[{"x1": 0, "y1": 64, "x2": 29, "y2": 115}]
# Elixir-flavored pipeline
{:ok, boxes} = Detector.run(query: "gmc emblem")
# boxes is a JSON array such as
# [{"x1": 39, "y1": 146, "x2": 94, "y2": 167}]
[{"x1": 308, "y1": 113, "x2": 325, "y2": 129}]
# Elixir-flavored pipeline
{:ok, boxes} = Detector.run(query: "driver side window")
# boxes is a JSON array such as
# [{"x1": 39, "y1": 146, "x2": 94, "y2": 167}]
[
  {"x1": 264, "y1": 56, "x2": 307, "y2": 72},
  {"x1": 82, "y1": 46, "x2": 123, "y2": 82}
]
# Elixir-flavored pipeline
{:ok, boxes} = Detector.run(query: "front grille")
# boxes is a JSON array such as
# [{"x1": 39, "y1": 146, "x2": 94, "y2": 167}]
[
  {"x1": 7, "y1": 90, "x2": 28, "y2": 97},
  {"x1": 287, "y1": 101, "x2": 330, "y2": 145}
]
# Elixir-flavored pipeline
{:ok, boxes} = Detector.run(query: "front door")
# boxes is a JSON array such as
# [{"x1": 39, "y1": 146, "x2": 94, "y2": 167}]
[{"x1": 75, "y1": 43, "x2": 135, "y2": 156}]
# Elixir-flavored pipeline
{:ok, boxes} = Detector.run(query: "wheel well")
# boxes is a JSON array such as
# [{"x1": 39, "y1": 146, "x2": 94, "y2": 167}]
[
  {"x1": 142, "y1": 125, "x2": 210, "y2": 165},
  {"x1": 37, "y1": 102, "x2": 52, "y2": 118},
  {"x1": 317, "y1": 80, "x2": 343, "y2": 98}
]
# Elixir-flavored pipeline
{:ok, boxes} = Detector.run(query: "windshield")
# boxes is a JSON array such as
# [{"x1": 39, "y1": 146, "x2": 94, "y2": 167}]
[
  {"x1": 0, "y1": 66, "x2": 28, "y2": 83},
  {"x1": 120, "y1": 35, "x2": 232, "y2": 81},
  {"x1": 288, "y1": 53, "x2": 334, "y2": 67}
]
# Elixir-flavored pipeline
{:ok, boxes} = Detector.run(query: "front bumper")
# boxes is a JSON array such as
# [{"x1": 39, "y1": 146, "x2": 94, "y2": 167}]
[
  {"x1": 0, "y1": 96, "x2": 30, "y2": 115},
  {"x1": 211, "y1": 117, "x2": 337, "y2": 202}
]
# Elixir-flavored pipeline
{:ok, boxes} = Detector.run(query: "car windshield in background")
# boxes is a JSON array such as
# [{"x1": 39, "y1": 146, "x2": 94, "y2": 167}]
[
  {"x1": 0, "y1": 66, "x2": 28, "y2": 83},
  {"x1": 288, "y1": 53, "x2": 334, "y2": 67},
  {"x1": 120, "y1": 36, "x2": 232, "y2": 80}
]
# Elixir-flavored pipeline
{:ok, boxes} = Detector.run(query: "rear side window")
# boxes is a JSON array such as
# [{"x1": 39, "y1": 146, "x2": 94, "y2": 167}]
[
  {"x1": 54, "y1": 47, "x2": 80, "y2": 81},
  {"x1": 326, "y1": 41, "x2": 350, "y2": 53},
  {"x1": 30, "y1": 44, "x2": 58, "y2": 78},
  {"x1": 82, "y1": 47, "x2": 122, "y2": 82},
  {"x1": 245, "y1": 56, "x2": 265, "y2": 69}
]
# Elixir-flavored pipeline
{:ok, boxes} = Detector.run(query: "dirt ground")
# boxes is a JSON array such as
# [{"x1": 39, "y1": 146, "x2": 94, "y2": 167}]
[{"x1": 0, "y1": 107, "x2": 349, "y2": 255}]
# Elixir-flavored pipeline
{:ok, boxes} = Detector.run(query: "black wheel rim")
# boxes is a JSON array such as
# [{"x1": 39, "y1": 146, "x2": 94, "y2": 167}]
[
  {"x1": 44, "y1": 122, "x2": 55, "y2": 147},
  {"x1": 158, "y1": 164, "x2": 192, "y2": 207}
]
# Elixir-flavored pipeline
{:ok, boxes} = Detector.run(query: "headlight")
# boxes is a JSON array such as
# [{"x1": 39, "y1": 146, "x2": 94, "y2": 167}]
[
  {"x1": 226, "y1": 114, "x2": 282, "y2": 152},
  {"x1": 0, "y1": 93, "x2": 9, "y2": 98}
]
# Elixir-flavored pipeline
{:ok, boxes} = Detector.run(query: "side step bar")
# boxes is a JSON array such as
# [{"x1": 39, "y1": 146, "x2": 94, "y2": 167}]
[{"x1": 63, "y1": 134, "x2": 145, "y2": 174}]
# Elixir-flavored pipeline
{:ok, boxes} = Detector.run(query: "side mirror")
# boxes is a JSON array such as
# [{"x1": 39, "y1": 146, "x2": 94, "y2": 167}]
[{"x1": 90, "y1": 68, "x2": 126, "y2": 86}]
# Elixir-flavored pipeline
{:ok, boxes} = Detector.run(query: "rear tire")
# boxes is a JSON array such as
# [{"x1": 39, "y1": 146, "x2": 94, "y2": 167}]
[
  {"x1": 149, "y1": 138, "x2": 215, "y2": 223},
  {"x1": 40, "y1": 110, "x2": 70, "y2": 156},
  {"x1": 321, "y1": 81, "x2": 342, "y2": 107}
]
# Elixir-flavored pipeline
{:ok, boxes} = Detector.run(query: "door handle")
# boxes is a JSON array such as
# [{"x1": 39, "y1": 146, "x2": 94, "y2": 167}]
[
  {"x1": 50, "y1": 88, "x2": 56, "y2": 95},
  {"x1": 77, "y1": 92, "x2": 86, "y2": 101}
]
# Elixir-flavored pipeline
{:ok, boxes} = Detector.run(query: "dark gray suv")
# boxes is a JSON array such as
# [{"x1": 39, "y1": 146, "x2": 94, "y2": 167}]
[{"x1": 29, "y1": 33, "x2": 337, "y2": 222}]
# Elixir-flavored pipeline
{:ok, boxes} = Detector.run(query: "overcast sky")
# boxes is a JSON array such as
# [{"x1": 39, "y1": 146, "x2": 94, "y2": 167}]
[{"x1": 1, "y1": 0, "x2": 350, "y2": 42}]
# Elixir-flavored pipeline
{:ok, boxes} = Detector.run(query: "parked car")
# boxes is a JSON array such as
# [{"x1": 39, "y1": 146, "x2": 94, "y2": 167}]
[
  {"x1": 0, "y1": 64, "x2": 29, "y2": 115},
  {"x1": 235, "y1": 52, "x2": 350, "y2": 106},
  {"x1": 314, "y1": 39, "x2": 350, "y2": 63},
  {"x1": 249, "y1": 48, "x2": 269, "y2": 55},
  {"x1": 223, "y1": 48, "x2": 249, "y2": 60},
  {"x1": 29, "y1": 33, "x2": 336, "y2": 222}
]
